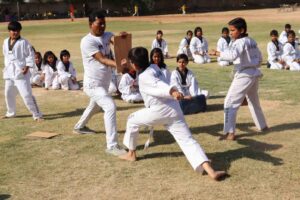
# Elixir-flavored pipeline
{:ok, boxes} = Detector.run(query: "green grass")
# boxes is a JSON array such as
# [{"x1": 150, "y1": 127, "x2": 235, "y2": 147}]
[{"x1": 0, "y1": 10, "x2": 300, "y2": 199}]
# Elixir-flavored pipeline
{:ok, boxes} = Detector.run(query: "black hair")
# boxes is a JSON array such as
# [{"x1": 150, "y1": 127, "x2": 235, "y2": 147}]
[
  {"x1": 228, "y1": 17, "x2": 248, "y2": 38},
  {"x1": 89, "y1": 10, "x2": 105, "y2": 25},
  {"x1": 270, "y1": 30, "x2": 279, "y2": 36},
  {"x1": 194, "y1": 27, "x2": 202, "y2": 36},
  {"x1": 287, "y1": 30, "x2": 295, "y2": 37},
  {"x1": 150, "y1": 48, "x2": 166, "y2": 69},
  {"x1": 43, "y1": 51, "x2": 58, "y2": 71},
  {"x1": 222, "y1": 27, "x2": 229, "y2": 34},
  {"x1": 186, "y1": 30, "x2": 193, "y2": 35},
  {"x1": 285, "y1": 24, "x2": 291, "y2": 29},
  {"x1": 156, "y1": 30, "x2": 163, "y2": 35},
  {"x1": 8, "y1": 21, "x2": 22, "y2": 31},
  {"x1": 60, "y1": 49, "x2": 71, "y2": 60},
  {"x1": 176, "y1": 53, "x2": 189, "y2": 63},
  {"x1": 35, "y1": 52, "x2": 43, "y2": 71},
  {"x1": 128, "y1": 47, "x2": 149, "y2": 72}
]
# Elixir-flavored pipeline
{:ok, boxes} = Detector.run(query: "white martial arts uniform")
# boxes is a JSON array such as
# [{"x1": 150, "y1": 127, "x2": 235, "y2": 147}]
[
  {"x1": 43, "y1": 60, "x2": 60, "y2": 89},
  {"x1": 2, "y1": 37, "x2": 42, "y2": 119},
  {"x1": 217, "y1": 37, "x2": 230, "y2": 66},
  {"x1": 267, "y1": 41, "x2": 284, "y2": 70},
  {"x1": 219, "y1": 36, "x2": 267, "y2": 134},
  {"x1": 190, "y1": 36, "x2": 211, "y2": 64},
  {"x1": 282, "y1": 42, "x2": 300, "y2": 71},
  {"x1": 279, "y1": 31, "x2": 288, "y2": 45},
  {"x1": 74, "y1": 32, "x2": 119, "y2": 149},
  {"x1": 123, "y1": 64, "x2": 209, "y2": 171},
  {"x1": 30, "y1": 63, "x2": 44, "y2": 86},
  {"x1": 57, "y1": 61, "x2": 80, "y2": 90},
  {"x1": 151, "y1": 39, "x2": 169, "y2": 57},
  {"x1": 118, "y1": 73, "x2": 143, "y2": 103},
  {"x1": 177, "y1": 37, "x2": 192, "y2": 58}
]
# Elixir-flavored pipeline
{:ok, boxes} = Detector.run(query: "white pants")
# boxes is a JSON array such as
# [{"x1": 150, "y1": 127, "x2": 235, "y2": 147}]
[
  {"x1": 122, "y1": 93, "x2": 143, "y2": 103},
  {"x1": 58, "y1": 75, "x2": 79, "y2": 90},
  {"x1": 5, "y1": 78, "x2": 42, "y2": 119},
  {"x1": 31, "y1": 74, "x2": 44, "y2": 86},
  {"x1": 45, "y1": 74, "x2": 60, "y2": 90},
  {"x1": 74, "y1": 87, "x2": 118, "y2": 149},
  {"x1": 224, "y1": 73, "x2": 267, "y2": 133},
  {"x1": 193, "y1": 54, "x2": 211, "y2": 64},
  {"x1": 286, "y1": 61, "x2": 300, "y2": 71},
  {"x1": 217, "y1": 58, "x2": 230, "y2": 67},
  {"x1": 123, "y1": 104, "x2": 209, "y2": 171},
  {"x1": 269, "y1": 61, "x2": 283, "y2": 70}
]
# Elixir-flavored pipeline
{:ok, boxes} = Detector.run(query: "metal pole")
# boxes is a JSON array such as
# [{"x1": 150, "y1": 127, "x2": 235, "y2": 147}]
[
  {"x1": 100, "y1": 0, "x2": 103, "y2": 9},
  {"x1": 17, "y1": 1, "x2": 20, "y2": 20}
]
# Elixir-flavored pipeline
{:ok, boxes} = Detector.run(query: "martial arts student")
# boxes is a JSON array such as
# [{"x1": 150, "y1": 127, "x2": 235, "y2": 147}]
[
  {"x1": 30, "y1": 51, "x2": 45, "y2": 87},
  {"x1": 209, "y1": 17, "x2": 268, "y2": 140},
  {"x1": 217, "y1": 27, "x2": 231, "y2": 67},
  {"x1": 2, "y1": 21, "x2": 43, "y2": 121},
  {"x1": 267, "y1": 30, "x2": 285, "y2": 70},
  {"x1": 43, "y1": 51, "x2": 60, "y2": 90},
  {"x1": 150, "y1": 48, "x2": 171, "y2": 83},
  {"x1": 57, "y1": 49, "x2": 80, "y2": 90},
  {"x1": 282, "y1": 30, "x2": 300, "y2": 71},
  {"x1": 171, "y1": 54, "x2": 207, "y2": 114},
  {"x1": 73, "y1": 11, "x2": 127, "y2": 156},
  {"x1": 119, "y1": 47, "x2": 227, "y2": 181},
  {"x1": 279, "y1": 24, "x2": 291, "y2": 45},
  {"x1": 177, "y1": 30, "x2": 193, "y2": 59},
  {"x1": 190, "y1": 27, "x2": 211, "y2": 64},
  {"x1": 118, "y1": 66, "x2": 143, "y2": 103},
  {"x1": 151, "y1": 30, "x2": 169, "y2": 58}
]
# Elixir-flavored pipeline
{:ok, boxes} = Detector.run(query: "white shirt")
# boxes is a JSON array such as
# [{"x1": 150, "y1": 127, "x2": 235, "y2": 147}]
[
  {"x1": 30, "y1": 63, "x2": 44, "y2": 77},
  {"x1": 43, "y1": 60, "x2": 59, "y2": 88},
  {"x1": 57, "y1": 61, "x2": 77, "y2": 78},
  {"x1": 279, "y1": 31, "x2": 288, "y2": 45},
  {"x1": 190, "y1": 36, "x2": 209, "y2": 55},
  {"x1": 282, "y1": 42, "x2": 300, "y2": 63},
  {"x1": 177, "y1": 38, "x2": 190, "y2": 54},
  {"x1": 217, "y1": 37, "x2": 230, "y2": 52},
  {"x1": 118, "y1": 73, "x2": 140, "y2": 98},
  {"x1": 80, "y1": 32, "x2": 114, "y2": 89},
  {"x1": 151, "y1": 39, "x2": 168, "y2": 55},
  {"x1": 267, "y1": 41, "x2": 283, "y2": 62},
  {"x1": 2, "y1": 37, "x2": 35, "y2": 79}
]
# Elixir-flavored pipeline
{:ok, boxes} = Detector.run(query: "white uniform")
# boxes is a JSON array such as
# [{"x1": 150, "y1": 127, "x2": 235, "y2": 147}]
[
  {"x1": 219, "y1": 36, "x2": 267, "y2": 134},
  {"x1": 151, "y1": 39, "x2": 168, "y2": 57},
  {"x1": 74, "y1": 32, "x2": 119, "y2": 149},
  {"x1": 282, "y1": 42, "x2": 300, "y2": 71},
  {"x1": 2, "y1": 37, "x2": 42, "y2": 119},
  {"x1": 190, "y1": 36, "x2": 211, "y2": 64},
  {"x1": 177, "y1": 38, "x2": 192, "y2": 58},
  {"x1": 267, "y1": 41, "x2": 284, "y2": 70},
  {"x1": 123, "y1": 64, "x2": 209, "y2": 171},
  {"x1": 30, "y1": 63, "x2": 44, "y2": 86},
  {"x1": 43, "y1": 60, "x2": 60, "y2": 89},
  {"x1": 217, "y1": 37, "x2": 230, "y2": 66},
  {"x1": 118, "y1": 73, "x2": 143, "y2": 103},
  {"x1": 57, "y1": 61, "x2": 80, "y2": 90},
  {"x1": 279, "y1": 31, "x2": 288, "y2": 45}
]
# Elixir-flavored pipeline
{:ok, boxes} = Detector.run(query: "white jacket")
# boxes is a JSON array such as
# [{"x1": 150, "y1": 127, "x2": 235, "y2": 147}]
[
  {"x1": 267, "y1": 41, "x2": 283, "y2": 62},
  {"x1": 279, "y1": 31, "x2": 288, "y2": 45},
  {"x1": 43, "y1": 60, "x2": 59, "y2": 88},
  {"x1": 282, "y1": 42, "x2": 300, "y2": 63},
  {"x1": 190, "y1": 36, "x2": 209, "y2": 56},
  {"x1": 57, "y1": 61, "x2": 77, "y2": 78},
  {"x1": 151, "y1": 39, "x2": 168, "y2": 55},
  {"x1": 119, "y1": 73, "x2": 139, "y2": 97}
]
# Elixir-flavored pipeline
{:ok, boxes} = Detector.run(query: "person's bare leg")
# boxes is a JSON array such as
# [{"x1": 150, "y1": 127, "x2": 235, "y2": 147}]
[
  {"x1": 119, "y1": 150, "x2": 137, "y2": 161},
  {"x1": 201, "y1": 161, "x2": 227, "y2": 181}
]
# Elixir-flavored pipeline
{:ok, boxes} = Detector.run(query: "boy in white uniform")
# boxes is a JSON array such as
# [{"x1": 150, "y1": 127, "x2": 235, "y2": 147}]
[
  {"x1": 2, "y1": 21, "x2": 43, "y2": 120},
  {"x1": 177, "y1": 30, "x2": 193, "y2": 59},
  {"x1": 279, "y1": 24, "x2": 291, "y2": 45},
  {"x1": 210, "y1": 18, "x2": 268, "y2": 140},
  {"x1": 119, "y1": 47, "x2": 227, "y2": 181},
  {"x1": 267, "y1": 30, "x2": 285, "y2": 70},
  {"x1": 151, "y1": 30, "x2": 169, "y2": 58},
  {"x1": 217, "y1": 27, "x2": 231, "y2": 67},
  {"x1": 73, "y1": 11, "x2": 126, "y2": 156},
  {"x1": 190, "y1": 27, "x2": 211, "y2": 64},
  {"x1": 282, "y1": 30, "x2": 300, "y2": 71}
]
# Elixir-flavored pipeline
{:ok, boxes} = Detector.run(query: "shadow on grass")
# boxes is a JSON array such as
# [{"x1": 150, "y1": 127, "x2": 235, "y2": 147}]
[
  {"x1": 208, "y1": 95, "x2": 226, "y2": 100},
  {"x1": 138, "y1": 151, "x2": 184, "y2": 160},
  {"x1": 206, "y1": 103, "x2": 224, "y2": 112},
  {"x1": 0, "y1": 194, "x2": 11, "y2": 200}
]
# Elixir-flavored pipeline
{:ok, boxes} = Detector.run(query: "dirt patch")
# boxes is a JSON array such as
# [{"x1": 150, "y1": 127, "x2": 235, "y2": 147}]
[{"x1": 0, "y1": 135, "x2": 12, "y2": 143}]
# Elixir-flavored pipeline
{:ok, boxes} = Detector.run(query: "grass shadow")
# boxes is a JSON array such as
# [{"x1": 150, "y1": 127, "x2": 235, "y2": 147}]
[
  {"x1": 138, "y1": 151, "x2": 184, "y2": 160},
  {"x1": 0, "y1": 194, "x2": 11, "y2": 200}
]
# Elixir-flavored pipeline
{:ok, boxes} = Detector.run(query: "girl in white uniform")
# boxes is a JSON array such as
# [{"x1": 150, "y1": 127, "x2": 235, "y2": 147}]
[
  {"x1": 267, "y1": 30, "x2": 285, "y2": 70},
  {"x1": 57, "y1": 49, "x2": 80, "y2": 90},
  {"x1": 282, "y1": 30, "x2": 300, "y2": 71},
  {"x1": 151, "y1": 30, "x2": 169, "y2": 58},
  {"x1": 190, "y1": 27, "x2": 211, "y2": 64},
  {"x1": 30, "y1": 51, "x2": 45, "y2": 86},
  {"x1": 150, "y1": 48, "x2": 171, "y2": 83},
  {"x1": 279, "y1": 24, "x2": 291, "y2": 45},
  {"x1": 177, "y1": 30, "x2": 193, "y2": 59},
  {"x1": 217, "y1": 27, "x2": 231, "y2": 67},
  {"x1": 119, "y1": 47, "x2": 227, "y2": 181},
  {"x1": 2, "y1": 21, "x2": 42, "y2": 120},
  {"x1": 43, "y1": 51, "x2": 60, "y2": 90},
  {"x1": 210, "y1": 17, "x2": 268, "y2": 140}
]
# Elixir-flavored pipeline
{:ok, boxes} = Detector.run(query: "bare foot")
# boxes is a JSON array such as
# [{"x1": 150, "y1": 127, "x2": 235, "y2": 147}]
[
  {"x1": 119, "y1": 151, "x2": 136, "y2": 162},
  {"x1": 211, "y1": 171, "x2": 228, "y2": 181},
  {"x1": 35, "y1": 118, "x2": 44, "y2": 122},
  {"x1": 219, "y1": 133, "x2": 236, "y2": 141}
]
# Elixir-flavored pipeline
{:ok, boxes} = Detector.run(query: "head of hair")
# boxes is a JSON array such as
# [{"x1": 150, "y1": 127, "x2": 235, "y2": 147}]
[
  {"x1": 186, "y1": 30, "x2": 193, "y2": 35},
  {"x1": 222, "y1": 27, "x2": 229, "y2": 34},
  {"x1": 35, "y1": 52, "x2": 42, "y2": 60},
  {"x1": 89, "y1": 10, "x2": 106, "y2": 25},
  {"x1": 270, "y1": 30, "x2": 278, "y2": 36},
  {"x1": 228, "y1": 17, "x2": 248, "y2": 37},
  {"x1": 43, "y1": 51, "x2": 57, "y2": 65},
  {"x1": 156, "y1": 30, "x2": 163, "y2": 35},
  {"x1": 285, "y1": 24, "x2": 291, "y2": 29},
  {"x1": 8, "y1": 21, "x2": 22, "y2": 31},
  {"x1": 287, "y1": 30, "x2": 295, "y2": 37},
  {"x1": 194, "y1": 27, "x2": 202, "y2": 36},
  {"x1": 128, "y1": 47, "x2": 149, "y2": 72},
  {"x1": 150, "y1": 48, "x2": 166, "y2": 69},
  {"x1": 60, "y1": 49, "x2": 71, "y2": 61},
  {"x1": 176, "y1": 53, "x2": 189, "y2": 63}
]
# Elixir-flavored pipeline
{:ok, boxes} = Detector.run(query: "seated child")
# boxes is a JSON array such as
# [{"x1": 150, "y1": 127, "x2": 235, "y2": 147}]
[
  {"x1": 43, "y1": 51, "x2": 60, "y2": 89},
  {"x1": 150, "y1": 48, "x2": 171, "y2": 83},
  {"x1": 30, "y1": 51, "x2": 45, "y2": 87},
  {"x1": 267, "y1": 30, "x2": 285, "y2": 70},
  {"x1": 282, "y1": 30, "x2": 300, "y2": 71},
  {"x1": 279, "y1": 24, "x2": 291, "y2": 45},
  {"x1": 217, "y1": 27, "x2": 231, "y2": 67},
  {"x1": 151, "y1": 30, "x2": 169, "y2": 58},
  {"x1": 177, "y1": 30, "x2": 193, "y2": 59},
  {"x1": 171, "y1": 54, "x2": 207, "y2": 114},
  {"x1": 57, "y1": 49, "x2": 80, "y2": 90},
  {"x1": 190, "y1": 27, "x2": 211, "y2": 64},
  {"x1": 119, "y1": 47, "x2": 227, "y2": 181}
]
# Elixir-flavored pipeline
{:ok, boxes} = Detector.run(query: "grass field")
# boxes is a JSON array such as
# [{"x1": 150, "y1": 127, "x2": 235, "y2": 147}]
[{"x1": 0, "y1": 8, "x2": 300, "y2": 200}]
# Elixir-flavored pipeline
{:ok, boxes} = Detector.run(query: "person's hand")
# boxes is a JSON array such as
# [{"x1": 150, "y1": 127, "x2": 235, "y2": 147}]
[
  {"x1": 22, "y1": 66, "x2": 29, "y2": 74},
  {"x1": 279, "y1": 59, "x2": 285, "y2": 65},
  {"x1": 184, "y1": 95, "x2": 192, "y2": 100},
  {"x1": 121, "y1": 58, "x2": 128, "y2": 67},
  {"x1": 209, "y1": 49, "x2": 218, "y2": 56},
  {"x1": 119, "y1": 31, "x2": 128, "y2": 38},
  {"x1": 171, "y1": 89, "x2": 183, "y2": 100}
]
